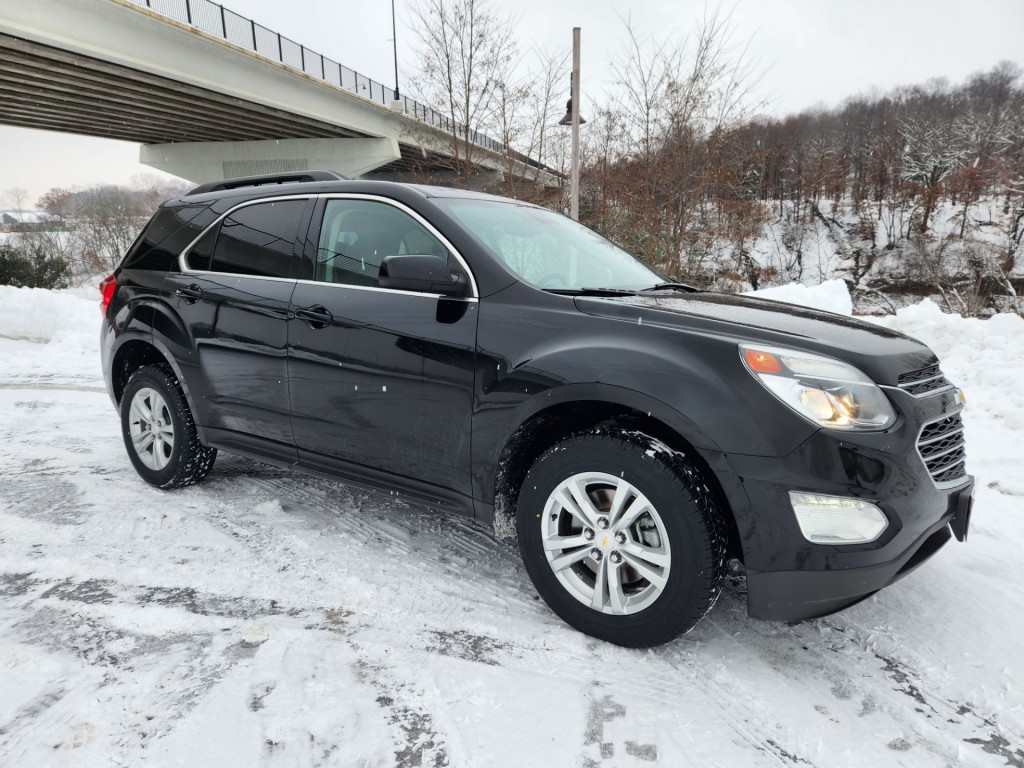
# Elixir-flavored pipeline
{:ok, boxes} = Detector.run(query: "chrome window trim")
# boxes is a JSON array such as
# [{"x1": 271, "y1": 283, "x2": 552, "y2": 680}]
[
  {"x1": 315, "y1": 193, "x2": 479, "y2": 298},
  {"x1": 294, "y1": 278, "x2": 478, "y2": 302},
  {"x1": 176, "y1": 192, "x2": 480, "y2": 300}
]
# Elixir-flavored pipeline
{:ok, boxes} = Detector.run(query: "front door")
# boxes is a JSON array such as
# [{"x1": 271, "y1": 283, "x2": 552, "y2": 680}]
[{"x1": 287, "y1": 196, "x2": 478, "y2": 497}]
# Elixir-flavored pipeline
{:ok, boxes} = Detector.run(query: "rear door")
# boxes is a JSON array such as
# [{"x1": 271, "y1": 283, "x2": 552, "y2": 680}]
[
  {"x1": 164, "y1": 196, "x2": 311, "y2": 459},
  {"x1": 287, "y1": 195, "x2": 478, "y2": 497}
]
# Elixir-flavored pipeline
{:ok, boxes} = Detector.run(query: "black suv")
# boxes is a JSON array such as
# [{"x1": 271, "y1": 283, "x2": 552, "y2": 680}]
[{"x1": 100, "y1": 170, "x2": 973, "y2": 647}]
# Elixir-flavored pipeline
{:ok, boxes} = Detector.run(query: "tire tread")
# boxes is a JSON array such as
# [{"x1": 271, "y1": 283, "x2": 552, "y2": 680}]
[{"x1": 121, "y1": 364, "x2": 216, "y2": 490}]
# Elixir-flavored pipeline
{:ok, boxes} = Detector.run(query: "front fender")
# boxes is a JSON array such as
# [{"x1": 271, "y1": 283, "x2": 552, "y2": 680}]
[{"x1": 509, "y1": 381, "x2": 721, "y2": 455}]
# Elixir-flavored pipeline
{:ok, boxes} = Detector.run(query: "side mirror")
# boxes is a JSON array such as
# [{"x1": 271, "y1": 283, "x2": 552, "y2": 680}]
[{"x1": 378, "y1": 254, "x2": 468, "y2": 297}]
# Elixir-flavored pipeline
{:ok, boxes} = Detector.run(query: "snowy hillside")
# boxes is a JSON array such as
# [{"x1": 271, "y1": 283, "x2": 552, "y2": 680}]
[
  {"x1": 0, "y1": 283, "x2": 1022, "y2": 767},
  {"x1": 726, "y1": 196, "x2": 1024, "y2": 316}
]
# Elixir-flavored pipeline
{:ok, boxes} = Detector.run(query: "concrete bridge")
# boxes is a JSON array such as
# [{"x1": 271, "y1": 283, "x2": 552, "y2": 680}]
[{"x1": 0, "y1": 0, "x2": 556, "y2": 187}]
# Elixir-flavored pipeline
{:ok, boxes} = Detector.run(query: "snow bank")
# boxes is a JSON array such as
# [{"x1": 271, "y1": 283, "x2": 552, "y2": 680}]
[
  {"x1": 745, "y1": 278, "x2": 853, "y2": 316},
  {"x1": 871, "y1": 298, "x2": 1024, "y2": 362},
  {"x1": 0, "y1": 284, "x2": 101, "y2": 384},
  {"x1": 872, "y1": 300, "x2": 1024, "y2": 443},
  {"x1": 0, "y1": 284, "x2": 98, "y2": 343}
]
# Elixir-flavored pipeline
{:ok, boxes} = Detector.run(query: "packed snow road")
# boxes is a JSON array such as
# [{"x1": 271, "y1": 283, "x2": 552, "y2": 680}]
[{"x1": 1, "y1": 284, "x2": 1023, "y2": 767}]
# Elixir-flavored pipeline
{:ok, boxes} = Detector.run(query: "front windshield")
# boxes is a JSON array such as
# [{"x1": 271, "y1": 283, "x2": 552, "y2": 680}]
[{"x1": 435, "y1": 198, "x2": 662, "y2": 291}]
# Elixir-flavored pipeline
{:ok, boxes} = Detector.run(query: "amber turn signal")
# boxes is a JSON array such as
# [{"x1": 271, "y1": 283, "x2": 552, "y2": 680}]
[{"x1": 743, "y1": 348, "x2": 782, "y2": 374}]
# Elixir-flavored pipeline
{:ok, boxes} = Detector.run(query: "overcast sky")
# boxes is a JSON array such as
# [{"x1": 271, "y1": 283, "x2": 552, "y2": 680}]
[{"x1": 2, "y1": 0, "x2": 1022, "y2": 204}]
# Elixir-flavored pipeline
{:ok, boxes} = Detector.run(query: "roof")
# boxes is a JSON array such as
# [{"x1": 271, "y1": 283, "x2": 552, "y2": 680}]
[{"x1": 0, "y1": 210, "x2": 59, "y2": 224}]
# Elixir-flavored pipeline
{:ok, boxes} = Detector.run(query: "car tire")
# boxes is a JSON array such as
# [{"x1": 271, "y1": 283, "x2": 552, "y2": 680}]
[
  {"x1": 120, "y1": 365, "x2": 217, "y2": 489},
  {"x1": 517, "y1": 428, "x2": 726, "y2": 647}
]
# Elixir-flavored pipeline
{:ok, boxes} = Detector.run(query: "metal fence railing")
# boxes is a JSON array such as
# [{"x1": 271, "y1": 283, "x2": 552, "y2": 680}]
[{"x1": 124, "y1": 0, "x2": 507, "y2": 155}]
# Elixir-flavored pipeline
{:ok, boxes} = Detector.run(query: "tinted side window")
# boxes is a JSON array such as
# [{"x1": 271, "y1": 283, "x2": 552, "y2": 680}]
[
  {"x1": 185, "y1": 226, "x2": 218, "y2": 271},
  {"x1": 121, "y1": 204, "x2": 217, "y2": 272},
  {"x1": 316, "y1": 199, "x2": 450, "y2": 286},
  {"x1": 209, "y1": 200, "x2": 306, "y2": 278}
]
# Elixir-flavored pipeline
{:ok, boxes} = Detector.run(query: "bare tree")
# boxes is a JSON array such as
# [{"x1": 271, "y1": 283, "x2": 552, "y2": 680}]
[
  {"x1": 900, "y1": 112, "x2": 966, "y2": 233},
  {"x1": 581, "y1": 10, "x2": 765, "y2": 279},
  {"x1": 73, "y1": 185, "x2": 149, "y2": 272},
  {"x1": 520, "y1": 46, "x2": 569, "y2": 191},
  {"x1": 1, "y1": 187, "x2": 30, "y2": 218},
  {"x1": 407, "y1": 0, "x2": 519, "y2": 181},
  {"x1": 490, "y1": 75, "x2": 532, "y2": 196}
]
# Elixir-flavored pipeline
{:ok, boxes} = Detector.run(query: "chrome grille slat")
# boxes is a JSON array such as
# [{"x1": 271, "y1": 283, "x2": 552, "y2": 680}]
[
  {"x1": 899, "y1": 364, "x2": 941, "y2": 384},
  {"x1": 929, "y1": 455, "x2": 967, "y2": 475},
  {"x1": 921, "y1": 442, "x2": 964, "y2": 462},
  {"x1": 918, "y1": 426, "x2": 964, "y2": 447},
  {"x1": 898, "y1": 364, "x2": 953, "y2": 397},
  {"x1": 915, "y1": 412, "x2": 967, "y2": 487}
]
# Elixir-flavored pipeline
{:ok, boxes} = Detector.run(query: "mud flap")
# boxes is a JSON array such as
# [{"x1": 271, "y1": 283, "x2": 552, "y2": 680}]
[{"x1": 949, "y1": 481, "x2": 974, "y2": 543}]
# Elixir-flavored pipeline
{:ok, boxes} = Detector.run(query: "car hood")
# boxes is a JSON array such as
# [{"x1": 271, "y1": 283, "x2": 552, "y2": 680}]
[{"x1": 573, "y1": 292, "x2": 937, "y2": 386}]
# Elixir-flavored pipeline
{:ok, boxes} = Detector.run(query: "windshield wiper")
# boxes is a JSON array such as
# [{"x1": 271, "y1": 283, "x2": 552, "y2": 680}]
[
  {"x1": 639, "y1": 281, "x2": 702, "y2": 293},
  {"x1": 544, "y1": 287, "x2": 639, "y2": 296}
]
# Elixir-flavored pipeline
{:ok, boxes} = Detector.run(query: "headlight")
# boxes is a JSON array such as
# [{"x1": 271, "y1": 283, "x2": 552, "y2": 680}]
[{"x1": 739, "y1": 343, "x2": 896, "y2": 431}]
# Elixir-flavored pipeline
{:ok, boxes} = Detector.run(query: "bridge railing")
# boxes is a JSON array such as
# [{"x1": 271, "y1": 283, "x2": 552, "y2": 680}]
[{"x1": 126, "y1": 0, "x2": 506, "y2": 155}]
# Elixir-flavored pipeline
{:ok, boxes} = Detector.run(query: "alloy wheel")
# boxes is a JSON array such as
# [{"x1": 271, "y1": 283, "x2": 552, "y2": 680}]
[{"x1": 541, "y1": 471, "x2": 671, "y2": 615}]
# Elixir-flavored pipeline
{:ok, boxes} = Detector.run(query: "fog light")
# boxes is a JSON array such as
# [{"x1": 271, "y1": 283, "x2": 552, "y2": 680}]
[{"x1": 788, "y1": 492, "x2": 888, "y2": 544}]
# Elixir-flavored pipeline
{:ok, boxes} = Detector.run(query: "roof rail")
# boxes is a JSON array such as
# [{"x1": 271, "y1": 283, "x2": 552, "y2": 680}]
[{"x1": 187, "y1": 170, "x2": 349, "y2": 195}]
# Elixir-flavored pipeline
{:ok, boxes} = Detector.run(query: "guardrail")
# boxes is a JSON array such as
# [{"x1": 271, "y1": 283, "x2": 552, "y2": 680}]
[{"x1": 125, "y1": 0, "x2": 505, "y2": 154}]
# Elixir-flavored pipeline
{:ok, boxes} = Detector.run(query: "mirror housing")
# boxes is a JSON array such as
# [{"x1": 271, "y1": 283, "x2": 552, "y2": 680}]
[{"x1": 378, "y1": 254, "x2": 467, "y2": 297}]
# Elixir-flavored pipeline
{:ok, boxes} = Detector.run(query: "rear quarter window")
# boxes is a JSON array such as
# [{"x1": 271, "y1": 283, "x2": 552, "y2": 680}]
[{"x1": 120, "y1": 205, "x2": 218, "y2": 272}]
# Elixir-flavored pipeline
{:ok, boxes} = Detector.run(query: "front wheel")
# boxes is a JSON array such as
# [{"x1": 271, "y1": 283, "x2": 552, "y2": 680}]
[
  {"x1": 517, "y1": 429, "x2": 726, "y2": 647},
  {"x1": 120, "y1": 365, "x2": 216, "y2": 489}
]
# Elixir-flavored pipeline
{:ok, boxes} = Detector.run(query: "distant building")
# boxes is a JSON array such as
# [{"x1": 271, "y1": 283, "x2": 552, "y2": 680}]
[{"x1": 0, "y1": 210, "x2": 60, "y2": 232}]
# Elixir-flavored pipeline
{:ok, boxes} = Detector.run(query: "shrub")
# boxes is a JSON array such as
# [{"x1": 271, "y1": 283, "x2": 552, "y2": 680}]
[{"x1": 0, "y1": 240, "x2": 71, "y2": 289}]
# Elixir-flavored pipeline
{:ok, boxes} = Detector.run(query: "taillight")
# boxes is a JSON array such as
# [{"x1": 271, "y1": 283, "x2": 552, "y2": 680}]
[{"x1": 99, "y1": 274, "x2": 117, "y2": 316}]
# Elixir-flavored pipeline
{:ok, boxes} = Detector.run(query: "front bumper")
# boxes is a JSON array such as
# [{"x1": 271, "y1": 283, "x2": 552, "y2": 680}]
[
  {"x1": 713, "y1": 384, "x2": 972, "y2": 622},
  {"x1": 745, "y1": 477, "x2": 972, "y2": 621}
]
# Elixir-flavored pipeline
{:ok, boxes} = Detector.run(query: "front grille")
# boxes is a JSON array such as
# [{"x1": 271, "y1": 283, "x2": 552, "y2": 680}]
[
  {"x1": 898, "y1": 364, "x2": 952, "y2": 396},
  {"x1": 917, "y1": 414, "x2": 967, "y2": 486}
]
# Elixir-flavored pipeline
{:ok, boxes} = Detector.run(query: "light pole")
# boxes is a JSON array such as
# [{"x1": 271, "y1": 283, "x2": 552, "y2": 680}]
[
  {"x1": 391, "y1": 0, "x2": 401, "y2": 106},
  {"x1": 558, "y1": 28, "x2": 583, "y2": 220}
]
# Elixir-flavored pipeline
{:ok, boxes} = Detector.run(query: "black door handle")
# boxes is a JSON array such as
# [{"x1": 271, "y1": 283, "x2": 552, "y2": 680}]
[
  {"x1": 175, "y1": 284, "x2": 203, "y2": 303},
  {"x1": 295, "y1": 304, "x2": 333, "y2": 329}
]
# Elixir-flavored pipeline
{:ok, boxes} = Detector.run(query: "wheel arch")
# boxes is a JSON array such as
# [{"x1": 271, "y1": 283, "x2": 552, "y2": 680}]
[
  {"x1": 491, "y1": 386, "x2": 745, "y2": 561},
  {"x1": 110, "y1": 336, "x2": 169, "y2": 405},
  {"x1": 108, "y1": 302, "x2": 206, "y2": 444}
]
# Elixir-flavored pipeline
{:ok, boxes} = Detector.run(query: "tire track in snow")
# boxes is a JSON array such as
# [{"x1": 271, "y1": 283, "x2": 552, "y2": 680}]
[
  {"x1": 201, "y1": 457, "x2": 540, "y2": 615},
  {"x1": 674, "y1": 584, "x2": 1023, "y2": 767},
  {"x1": 0, "y1": 572, "x2": 377, "y2": 762},
  {"x1": 0, "y1": 381, "x2": 106, "y2": 393},
  {"x1": 103, "y1": 453, "x2": 1013, "y2": 766},
  {"x1": 3, "y1": 383, "x2": 1022, "y2": 766}
]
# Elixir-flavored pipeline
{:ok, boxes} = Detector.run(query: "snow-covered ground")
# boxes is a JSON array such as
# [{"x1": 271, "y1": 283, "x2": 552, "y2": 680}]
[{"x1": 1, "y1": 282, "x2": 1022, "y2": 767}]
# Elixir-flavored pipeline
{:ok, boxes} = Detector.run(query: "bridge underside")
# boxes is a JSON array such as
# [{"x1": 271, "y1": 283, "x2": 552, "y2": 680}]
[
  {"x1": 0, "y1": 33, "x2": 366, "y2": 144},
  {"x1": 0, "y1": 32, "x2": 492, "y2": 181}
]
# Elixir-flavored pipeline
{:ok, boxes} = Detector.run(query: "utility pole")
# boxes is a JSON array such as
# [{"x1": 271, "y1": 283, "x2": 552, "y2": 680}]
[{"x1": 570, "y1": 26, "x2": 581, "y2": 221}]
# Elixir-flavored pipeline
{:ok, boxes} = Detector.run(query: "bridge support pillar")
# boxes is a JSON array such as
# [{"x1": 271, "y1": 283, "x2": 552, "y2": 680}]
[{"x1": 140, "y1": 137, "x2": 402, "y2": 183}]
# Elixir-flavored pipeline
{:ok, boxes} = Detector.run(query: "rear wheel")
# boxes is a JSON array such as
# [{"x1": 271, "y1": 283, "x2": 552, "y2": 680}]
[
  {"x1": 517, "y1": 429, "x2": 726, "y2": 647},
  {"x1": 121, "y1": 365, "x2": 216, "y2": 489}
]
